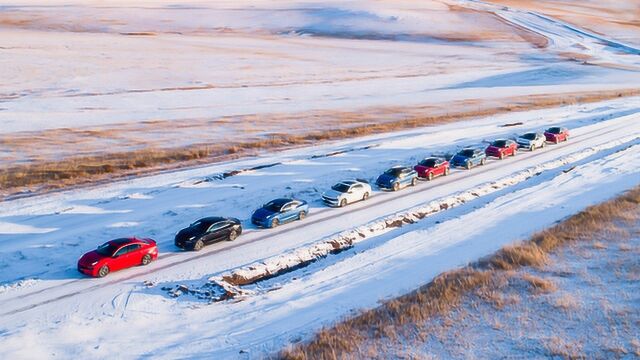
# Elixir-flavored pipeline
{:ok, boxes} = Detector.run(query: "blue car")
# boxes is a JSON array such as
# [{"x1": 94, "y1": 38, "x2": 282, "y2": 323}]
[
  {"x1": 376, "y1": 166, "x2": 418, "y2": 191},
  {"x1": 251, "y1": 198, "x2": 309, "y2": 228},
  {"x1": 451, "y1": 148, "x2": 487, "y2": 169}
]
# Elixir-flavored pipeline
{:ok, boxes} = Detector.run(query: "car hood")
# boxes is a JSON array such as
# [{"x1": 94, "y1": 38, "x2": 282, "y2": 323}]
[
  {"x1": 176, "y1": 227, "x2": 203, "y2": 241},
  {"x1": 322, "y1": 189, "x2": 344, "y2": 199},
  {"x1": 451, "y1": 155, "x2": 469, "y2": 163},
  {"x1": 78, "y1": 250, "x2": 107, "y2": 265},
  {"x1": 376, "y1": 173, "x2": 396, "y2": 183},
  {"x1": 253, "y1": 207, "x2": 276, "y2": 220}
]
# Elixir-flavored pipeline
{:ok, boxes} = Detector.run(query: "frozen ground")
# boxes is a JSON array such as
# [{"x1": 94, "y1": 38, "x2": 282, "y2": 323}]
[{"x1": 0, "y1": 96, "x2": 639, "y2": 358}]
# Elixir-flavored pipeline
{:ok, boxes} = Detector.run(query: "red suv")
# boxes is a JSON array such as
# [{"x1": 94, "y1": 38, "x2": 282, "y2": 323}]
[
  {"x1": 414, "y1": 157, "x2": 450, "y2": 180},
  {"x1": 485, "y1": 139, "x2": 517, "y2": 159},
  {"x1": 544, "y1": 127, "x2": 569, "y2": 143}
]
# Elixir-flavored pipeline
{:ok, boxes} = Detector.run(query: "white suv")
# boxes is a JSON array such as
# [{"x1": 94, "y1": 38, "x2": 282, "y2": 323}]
[
  {"x1": 322, "y1": 179, "x2": 372, "y2": 207},
  {"x1": 516, "y1": 132, "x2": 546, "y2": 151}
]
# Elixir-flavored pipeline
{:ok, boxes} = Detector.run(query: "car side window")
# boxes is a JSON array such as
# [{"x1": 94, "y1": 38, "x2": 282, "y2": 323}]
[
  {"x1": 207, "y1": 222, "x2": 226, "y2": 232},
  {"x1": 281, "y1": 203, "x2": 293, "y2": 212},
  {"x1": 114, "y1": 244, "x2": 137, "y2": 257}
]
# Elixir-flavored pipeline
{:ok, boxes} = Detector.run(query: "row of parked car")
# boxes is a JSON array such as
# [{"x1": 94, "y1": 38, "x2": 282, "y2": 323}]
[{"x1": 77, "y1": 127, "x2": 570, "y2": 277}]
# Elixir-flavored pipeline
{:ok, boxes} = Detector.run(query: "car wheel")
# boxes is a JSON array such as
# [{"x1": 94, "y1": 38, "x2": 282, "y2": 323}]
[
  {"x1": 499, "y1": 153, "x2": 504, "y2": 160},
  {"x1": 362, "y1": 192, "x2": 370, "y2": 201},
  {"x1": 555, "y1": 138, "x2": 559, "y2": 144},
  {"x1": 411, "y1": 177, "x2": 418, "y2": 186},
  {"x1": 444, "y1": 167, "x2": 450, "y2": 176},
  {"x1": 98, "y1": 265, "x2": 110, "y2": 278},
  {"x1": 228, "y1": 230, "x2": 238, "y2": 241},
  {"x1": 141, "y1": 254, "x2": 152, "y2": 266},
  {"x1": 466, "y1": 162, "x2": 472, "y2": 170},
  {"x1": 392, "y1": 182, "x2": 400, "y2": 191},
  {"x1": 531, "y1": 144, "x2": 536, "y2": 151},
  {"x1": 481, "y1": 158, "x2": 486, "y2": 165},
  {"x1": 340, "y1": 198, "x2": 347, "y2": 207},
  {"x1": 271, "y1": 218, "x2": 279, "y2": 228},
  {"x1": 298, "y1": 211, "x2": 306, "y2": 220},
  {"x1": 193, "y1": 239, "x2": 204, "y2": 251},
  {"x1": 427, "y1": 172, "x2": 434, "y2": 181},
  {"x1": 513, "y1": 148, "x2": 518, "y2": 156},
  {"x1": 542, "y1": 141, "x2": 546, "y2": 148}
]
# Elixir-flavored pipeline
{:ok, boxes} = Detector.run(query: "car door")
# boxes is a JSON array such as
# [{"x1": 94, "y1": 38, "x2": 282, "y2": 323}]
[
  {"x1": 110, "y1": 244, "x2": 139, "y2": 271},
  {"x1": 206, "y1": 221, "x2": 229, "y2": 243},
  {"x1": 435, "y1": 159, "x2": 444, "y2": 175},
  {"x1": 472, "y1": 151, "x2": 480, "y2": 165},
  {"x1": 348, "y1": 184, "x2": 361, "y2": 202},
  {"x1": 280, "y1": 202, "x2": 295, "y2": 222}
]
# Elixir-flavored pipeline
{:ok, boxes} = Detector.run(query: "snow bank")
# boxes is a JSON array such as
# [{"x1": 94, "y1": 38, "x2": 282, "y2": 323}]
[{"x1": 209, "y1": 134, "x2": 640, "y2": 296}]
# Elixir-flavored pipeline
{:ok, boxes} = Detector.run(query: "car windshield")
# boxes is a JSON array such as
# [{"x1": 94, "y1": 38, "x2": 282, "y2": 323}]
[
  {"x1": 331, "y1": 183, "x2": 351, "y2": 193},
  {"x1": 96, "y1": 242, "x2": 119, "y2": 256},
  {"x1": 264, "y1": 201, "x2": 284, "y2": 212},
  {"x1": 189, "y1": 220, "x2": 211, "y2": 232},
  {"x1": 459, "y1": 149, "x2": 475, "y2": 157},
  {"x1": 492, "y1": 140, "x2": 507, "y2": 148},
  {"x1": 384, "y1": 168, "x2": 403, "y2": 176},
  {"x1": 521, "y1": 133, "x2": 536, "y2": 140},
  {"x1": 419, "y1": 159, "x2": 437, "y2": 167},
  {"x1": 547, "y1": 127, "x2": 561, "y2": 134}
]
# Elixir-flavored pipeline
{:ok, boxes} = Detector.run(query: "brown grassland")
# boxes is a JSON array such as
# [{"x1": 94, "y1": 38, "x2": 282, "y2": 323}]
[
  {"x1": 279, "y1": 185, "x2": 640, "y2": 359},
  {"x1": 2, "y1": 89, "x2": 639, "y2": 199}
]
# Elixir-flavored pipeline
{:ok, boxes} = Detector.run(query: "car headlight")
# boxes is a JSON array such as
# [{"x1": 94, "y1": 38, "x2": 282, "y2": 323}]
[
  {"x1": 188, "y1": 236, "x2": 196, "y2": 241},
  {"x1": 91, "y1": 261, "x2": 99, "y2": 266}
]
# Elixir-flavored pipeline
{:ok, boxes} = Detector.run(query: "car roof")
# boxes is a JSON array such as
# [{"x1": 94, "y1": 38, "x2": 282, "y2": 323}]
[
  {"x1": 267, "y1": 198, "x2": 294, "y2": 206},
  {"x1": 107, "y1": 237, "x2": 138, "y2": 246},
  {"x1": 198, "y1": 216, "x2": 226, "y2": 224},
  {"x1": 340, "y1": 180, "x2": 357, "y2": 185}
]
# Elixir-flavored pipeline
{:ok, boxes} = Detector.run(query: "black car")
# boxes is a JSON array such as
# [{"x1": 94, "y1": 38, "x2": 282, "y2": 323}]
[{"x1": 174, "y1": 217, "x2": 242, "y2": 251}]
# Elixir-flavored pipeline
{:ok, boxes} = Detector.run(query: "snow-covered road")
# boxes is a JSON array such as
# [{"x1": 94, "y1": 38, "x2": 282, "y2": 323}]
[{"x1": 0, "y1": 96, "x2": 639, "y2": 358}]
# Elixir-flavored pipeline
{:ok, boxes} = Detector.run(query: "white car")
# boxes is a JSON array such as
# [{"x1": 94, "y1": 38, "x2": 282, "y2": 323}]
[
  {"x1": 322, "y1": 179, "x2": 372, "y2": 207},
  {"x1": 516, "y1": 132, "x2": 546, "y2": 151}
]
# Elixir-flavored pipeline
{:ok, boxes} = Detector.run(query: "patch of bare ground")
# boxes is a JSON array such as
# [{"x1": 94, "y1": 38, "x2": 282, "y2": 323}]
[
  {"x1": 2, "y1": 89, "x2": 639, "y2": 200},
  {"x1": 278, "y1": 186, "x2": 640, "y2": 359}
]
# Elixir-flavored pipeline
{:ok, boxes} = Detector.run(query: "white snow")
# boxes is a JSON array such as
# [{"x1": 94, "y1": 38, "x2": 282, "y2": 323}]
[
  {"x1": 1, "y1": 1, "x2": 639, "y2": 358},
  {"x1": 0, "y1": 95, "x2": 638, "y2": 358}
]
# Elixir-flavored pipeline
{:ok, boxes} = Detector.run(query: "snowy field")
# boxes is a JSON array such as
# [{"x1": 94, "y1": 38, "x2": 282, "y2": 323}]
[
  {"x1": 1, "y1": 0, "x2": 640, "y2": 167},
  {"x1": 1, "y1": 0, "x2": 640, "y2": 358}
]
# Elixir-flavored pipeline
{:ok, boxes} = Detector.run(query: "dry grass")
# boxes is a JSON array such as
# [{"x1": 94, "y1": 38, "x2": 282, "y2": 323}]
[
  {"x1": 543, "y1": 336, "x2": 586, "y2": 360},
  {"x1": 3, "y1": 88, "x2": 640, "y2": 199},
  {"x1": 279, "y1": 186, "x2": 640, "y2": 359}
]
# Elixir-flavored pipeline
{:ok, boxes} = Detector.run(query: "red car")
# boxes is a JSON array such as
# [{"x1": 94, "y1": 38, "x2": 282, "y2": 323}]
[
  {"x1": 414, "y1": 157, "x2": 450, "y2": 180},
  {"x1": 544, "y1": 127, "x2": 569, "y2": 143},
  {"x1": 485, "y1": 139, "x2": 517, "y2": 159},
  {"x1": 78, "y1": 237, "x2": 158, "y2": 278}
]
